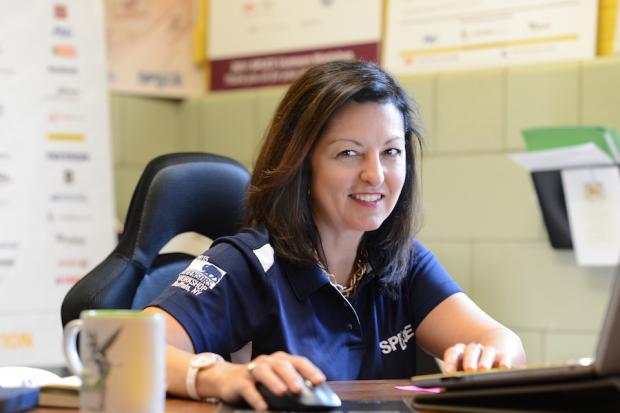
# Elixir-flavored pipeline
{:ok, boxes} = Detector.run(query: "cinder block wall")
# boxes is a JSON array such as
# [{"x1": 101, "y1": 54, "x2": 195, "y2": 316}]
[{"x1": 110, "y1": 57, "x2": 620, "y2": 363}]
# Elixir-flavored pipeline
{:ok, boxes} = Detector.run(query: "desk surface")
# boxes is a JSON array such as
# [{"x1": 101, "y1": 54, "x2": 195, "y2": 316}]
[{"x1": 30, "y1": 379, "x2": 434, "y2": 413}]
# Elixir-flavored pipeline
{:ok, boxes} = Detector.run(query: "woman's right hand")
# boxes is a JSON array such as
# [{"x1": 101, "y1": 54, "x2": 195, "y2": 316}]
[
  {"x1": 144, "y1": 308, "x2": 326, "y2": 410},
  {"x1": 203, "y1": 351, "x2": 326, "y2": 411}
]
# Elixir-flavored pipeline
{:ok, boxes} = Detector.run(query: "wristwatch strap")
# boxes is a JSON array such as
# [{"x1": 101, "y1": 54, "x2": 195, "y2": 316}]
[{"x1": 186, "y1": 352, "x2": 223, "y2": 400}]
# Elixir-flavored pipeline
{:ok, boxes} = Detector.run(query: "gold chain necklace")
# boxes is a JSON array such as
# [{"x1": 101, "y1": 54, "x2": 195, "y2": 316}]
[{"x1": 316, "y1": 252, "x2": 368, "y2": 299}]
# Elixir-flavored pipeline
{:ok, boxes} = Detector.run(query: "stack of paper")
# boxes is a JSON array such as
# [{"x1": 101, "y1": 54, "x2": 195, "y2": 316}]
[
  {"x1": 511, "y1": 126, "x2": 620, "y2": 267},
  {"x1": 509, "y1": 143, "x2": 614, "y2": 172}
]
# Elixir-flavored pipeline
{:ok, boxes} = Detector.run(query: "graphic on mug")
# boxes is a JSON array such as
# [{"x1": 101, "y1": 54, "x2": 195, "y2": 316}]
[{"x1": 82, "y1": 326, "x2": 122, "y2": 412}]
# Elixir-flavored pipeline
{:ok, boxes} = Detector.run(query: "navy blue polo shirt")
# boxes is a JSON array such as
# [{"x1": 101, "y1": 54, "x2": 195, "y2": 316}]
[{"x1": 151, "y1": 227, "x2": 461, "y2": 380}]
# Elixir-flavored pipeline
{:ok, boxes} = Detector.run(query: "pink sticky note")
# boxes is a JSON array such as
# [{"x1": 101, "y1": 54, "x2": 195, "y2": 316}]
[{"x1": 395, "y1": 385, "x2": 441, "y2": 394}]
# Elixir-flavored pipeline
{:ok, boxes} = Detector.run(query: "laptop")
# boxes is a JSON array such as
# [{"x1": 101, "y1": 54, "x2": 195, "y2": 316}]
[{"x1": 412, "y1": 267, "x2": 620, "y2": 390}]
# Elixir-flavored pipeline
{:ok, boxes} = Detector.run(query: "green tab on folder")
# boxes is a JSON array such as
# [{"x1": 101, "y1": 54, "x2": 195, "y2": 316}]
[{"x1": 522, "y1": 126, "x2": 620, "y2": 163}]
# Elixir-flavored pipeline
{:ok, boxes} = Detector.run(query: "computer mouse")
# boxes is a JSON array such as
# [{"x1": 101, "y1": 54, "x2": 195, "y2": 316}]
[{"x1": 257, "y1": 380, "x2": 342, "y2": 411}]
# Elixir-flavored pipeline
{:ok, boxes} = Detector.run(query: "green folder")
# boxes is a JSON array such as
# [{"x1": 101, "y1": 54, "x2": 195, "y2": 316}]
[{"x1": 522, "y1": 126, "x2": 620, "y2": 162}]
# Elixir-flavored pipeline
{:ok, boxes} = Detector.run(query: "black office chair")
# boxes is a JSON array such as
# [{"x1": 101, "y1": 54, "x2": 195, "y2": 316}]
[{"x1": 60, "y1": 152, "x2": 251, "y2": 327}]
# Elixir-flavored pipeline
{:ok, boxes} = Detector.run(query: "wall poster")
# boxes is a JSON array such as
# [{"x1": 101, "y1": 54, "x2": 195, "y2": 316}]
[
  {"x1": 106, "y1": 0, "x2": 204, "y2": 97},
  {"x1": 384, "y1": 0, "x2": 598, "y2": 75},
  {"x1": 0, "y1": 0, "x2": 115, "y2": 366},
  {"x1": 207, "y1": 0, "x2": 382, "y2": 91}
]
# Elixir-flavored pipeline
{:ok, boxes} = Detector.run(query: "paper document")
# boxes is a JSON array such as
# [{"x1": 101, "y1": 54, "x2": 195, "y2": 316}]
[
  {"x1": 509, "y1": 143, "x2": 614, "y2": 172},
  {"x1": 562, "y1": 167, "x2": 620, "y2": 266}
]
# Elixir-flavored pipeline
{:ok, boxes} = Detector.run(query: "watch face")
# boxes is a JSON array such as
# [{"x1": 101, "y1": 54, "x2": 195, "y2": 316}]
[{"x1": 192, "y1": 353, "x2": 216, "y2": 368}]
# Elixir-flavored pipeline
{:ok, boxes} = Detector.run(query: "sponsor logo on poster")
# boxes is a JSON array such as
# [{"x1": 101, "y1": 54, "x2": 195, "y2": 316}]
[
  {"x1": 47, "y1": 65, "x2": 78, "y2": 75},
  {"x1": 52, "y1": 44, "x2": 77, "y2": 58},
  {"x1": 54, "y1": 4, "x2": 68, "y2": 19},
  {"x1": 56, "y1": 233, "x2": 86, "y2": 245},
  {"x1": 46, "y1": 151, "x2": 89, "y2": 161},
  {"x1": 54, "y1": 275, "x2": 81, "y2": 285},
  {"x1": 45, "y1": 86, "x2": 80, "y2": 102},
  {"x1": 48, "y1": 111, "x2": 84, "y2": 124},
  {"x1": 0, "y1": 332, "x2": 33, "y2": 350},
  {"x1": 52, "y1": 25, "x2": 73, "y2": 38},
  {"x1": 47, "y1": 132, "x2": 85, "y2": 142},
  {"x1": 0, "y1": 258, "x2": 14, "y2": 267},
  {"x1": 63, "y1": 169, "x2": 75, "y2": 184},
  {"x1": 50, "y1": 192, "x2": 87, "y2": 202},
  {"x1": 57, "y1": 258, "x2": 89, "y2": 269},
  {"x1": 47, "y1": 211, "x2": 92, "y2": 223},
  {"x1": 0, "y1": 242, "x2": 18, "y2": 250},
  {"x1": 55, "y1": 261, "x2": 90, "y2": 285}
]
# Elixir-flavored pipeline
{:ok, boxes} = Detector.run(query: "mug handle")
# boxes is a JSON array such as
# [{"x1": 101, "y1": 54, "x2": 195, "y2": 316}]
[{"x1": 63, "y1": 319, "x2": 84, "y2": 376}]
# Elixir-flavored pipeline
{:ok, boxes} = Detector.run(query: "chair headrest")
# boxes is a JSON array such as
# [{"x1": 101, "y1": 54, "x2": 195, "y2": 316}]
[{"x1": 116, "y1": 153, "x2": 251, "y2": 268}]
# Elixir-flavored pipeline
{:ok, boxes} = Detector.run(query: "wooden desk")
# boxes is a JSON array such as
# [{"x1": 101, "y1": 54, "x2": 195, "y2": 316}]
[{"x1": 30, "y1": 379, "x2": 430, "y2": 413}]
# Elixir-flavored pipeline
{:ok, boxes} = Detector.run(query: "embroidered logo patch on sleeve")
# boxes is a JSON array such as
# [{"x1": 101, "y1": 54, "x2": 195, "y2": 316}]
[{"x1": 171, "y1": 255, "x2": 227, "y2": 295}]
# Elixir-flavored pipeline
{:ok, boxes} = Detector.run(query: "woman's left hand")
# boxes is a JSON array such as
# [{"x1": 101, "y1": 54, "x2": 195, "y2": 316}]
[
  {"x1": 442, "y1": 342, "x2": 513, "y2": 373},
  {"x1": 415, "y1": 293, "x2": 526, "y2": 374}
]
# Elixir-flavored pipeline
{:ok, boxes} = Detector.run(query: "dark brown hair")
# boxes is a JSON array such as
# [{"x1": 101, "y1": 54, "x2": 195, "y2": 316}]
[{"x1": 246, "y1": 60, "x2": 423, "y2": 288}]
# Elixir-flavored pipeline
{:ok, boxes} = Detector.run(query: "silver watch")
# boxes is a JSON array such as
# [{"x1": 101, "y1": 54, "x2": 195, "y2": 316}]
[{"x1": 186, "y1": 352, "x2": 223, "y2": 400}]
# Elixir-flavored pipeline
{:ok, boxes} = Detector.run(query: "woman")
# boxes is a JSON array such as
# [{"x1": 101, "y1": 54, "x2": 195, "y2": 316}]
[{"x1": 145, "y1": 60, "x2": 525, "y2": 410}]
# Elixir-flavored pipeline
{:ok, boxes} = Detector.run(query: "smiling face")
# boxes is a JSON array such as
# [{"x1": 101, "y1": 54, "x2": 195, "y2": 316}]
[{"x1": 309, "y1": 101, "x2": 407, "y2": 241}]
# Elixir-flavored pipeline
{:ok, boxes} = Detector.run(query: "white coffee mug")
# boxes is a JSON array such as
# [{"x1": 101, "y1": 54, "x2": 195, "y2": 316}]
[{"x1": 63, "y1": 310, "x2": 166, "y2": 413}]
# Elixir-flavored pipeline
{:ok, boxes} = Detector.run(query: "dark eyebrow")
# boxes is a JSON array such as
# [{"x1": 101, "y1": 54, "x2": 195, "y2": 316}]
[
  {"x1": 327, "y1": 138, "x2": 363, "y2": 147},
  {"x1": 327, "y1": 136, "x2": 404, "y2": 147},
  {"x1": 384, "y1": 136, "x2": 405, "y2": 145}
]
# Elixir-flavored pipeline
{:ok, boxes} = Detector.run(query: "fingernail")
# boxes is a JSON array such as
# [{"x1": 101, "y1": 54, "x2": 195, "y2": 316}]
[
  {"x1": 290, "y1": 380, "x2": 302, "y2": 392},
  {"x1": 464, "y1": 363, "x2": 476, "y2": 372}
]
